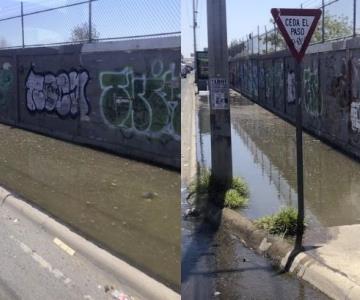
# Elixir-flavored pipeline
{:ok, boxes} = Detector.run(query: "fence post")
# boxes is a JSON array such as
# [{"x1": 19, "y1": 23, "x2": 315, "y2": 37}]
[
  {"x1": 21, "y1": 1, "x2": 25, "y2": 48},
  {"x1": 274, "y1": 23, "x2": 277, "y2": 52},
  {"x1": 322, "y1": 0, "x2": 325, "y2": 42},
  {"x1": 265, "y1": 25, "x2": 268, "y2": 54},
  {"x1": 257, "y1": 26, "x2": 260, "y2": 55},
  {"x1": 251, "y1": 32, "x2": 254, "y2": 55},
  {"x1": 88, "y1": 0, "x2": 92, "y2": 42},
  {"x1": 354, "y1": 0, "x2": 357, "y2": 37}
]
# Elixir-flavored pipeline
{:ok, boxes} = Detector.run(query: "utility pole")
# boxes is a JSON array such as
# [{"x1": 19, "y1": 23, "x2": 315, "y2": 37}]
[
  {"x1": 207, "y1": 0, "x2": 232, "y2": 205},
  {"x1": 193, "y1": 0, "x2": 198, "y2": 83}
]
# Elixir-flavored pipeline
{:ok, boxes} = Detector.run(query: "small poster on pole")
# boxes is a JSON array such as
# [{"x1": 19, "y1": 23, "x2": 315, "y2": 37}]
[{"x1": 209, "y1": 78, "x2": 229, "y2": 109}]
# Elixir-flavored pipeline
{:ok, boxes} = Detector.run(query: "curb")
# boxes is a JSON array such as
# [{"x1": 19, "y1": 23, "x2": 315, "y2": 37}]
[
  {"x1": 204, "y1": 204, "x2": 360, "y2": 300},
  {"x1": 0, "y1": 187, "x2": 180, "y2": 300}
]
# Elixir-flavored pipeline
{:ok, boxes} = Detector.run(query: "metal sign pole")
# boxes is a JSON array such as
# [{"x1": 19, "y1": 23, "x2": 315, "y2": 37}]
[
  {"x1": 294, "y1": 60, "x2": 304, "y2": 251},
  {"x1": 270, "y1": 8, "x2": 321, "y2": 253}
]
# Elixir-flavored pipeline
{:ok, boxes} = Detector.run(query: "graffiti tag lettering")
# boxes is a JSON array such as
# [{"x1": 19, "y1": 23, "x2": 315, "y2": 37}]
[
  {"x1": 99, "y1": 60, "x2": 180, "y2": 141},
  {"x1": 303, "y1": 66, "x2": 322, "y2": 117},
  {"x1": 25, "y1": 67, "x2": 90, "y2": 118}
]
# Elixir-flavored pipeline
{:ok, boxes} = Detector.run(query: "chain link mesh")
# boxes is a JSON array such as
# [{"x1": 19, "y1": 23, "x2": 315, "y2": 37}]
[
  {"x1": 0, "y1": 0, "x2": 180, "y2": 49},
  {"x1": 232, "y1": 0, "x2": 357, "y2": 57}
]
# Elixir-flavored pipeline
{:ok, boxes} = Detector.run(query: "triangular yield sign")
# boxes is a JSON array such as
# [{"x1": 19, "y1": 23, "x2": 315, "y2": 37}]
[{"x1": 271, "y1": 8, "x2": 322, "y2": 62}]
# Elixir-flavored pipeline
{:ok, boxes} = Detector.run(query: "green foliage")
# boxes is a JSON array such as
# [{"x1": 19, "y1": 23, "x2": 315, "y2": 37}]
[
  {"x1": 224, "y1": 188, "x2": 248, "y2": 208},
  {"x1": 312, "y1": 15, "x2": 352, "y2": 43},
  {"x1": 188, "y1": 169, "x2": 250, "y2": 209},
  {"x1": 229, "y1": 38, "x2": 246, "y2": 57},
  {"x1": 188, "y1": 168, "x2": 211, "y2": 195},
  {"x1": 231, "y1": 177, "x2": 249, "y2": 198},
  {"x1": 255, "y1": 207, "x2": 299, "y2": 236}
]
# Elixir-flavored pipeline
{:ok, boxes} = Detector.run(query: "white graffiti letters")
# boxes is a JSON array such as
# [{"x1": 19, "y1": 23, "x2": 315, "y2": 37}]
[{"x1": 25, "y1": 67, "x2": 90, "y2": 118}]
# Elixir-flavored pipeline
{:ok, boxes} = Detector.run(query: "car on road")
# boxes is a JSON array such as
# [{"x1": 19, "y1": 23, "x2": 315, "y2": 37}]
[{"x1": 181, "y1": 63, "x2": 187, "y2": 78}]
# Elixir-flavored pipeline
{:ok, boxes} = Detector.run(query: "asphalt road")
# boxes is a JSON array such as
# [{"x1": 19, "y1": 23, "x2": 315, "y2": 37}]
[{"x1": 0, "y1": 200, "x2": 141, "y2": 300}]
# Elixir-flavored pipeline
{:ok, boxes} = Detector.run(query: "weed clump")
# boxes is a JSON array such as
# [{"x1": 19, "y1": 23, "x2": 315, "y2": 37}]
[
  {"x1": 224, "y1": 188, "x2": 248, "y2": 208},
  {"x1": 255, "y1": 207, "x2": 299, "y2": 236},
  {"x1": 188, "y1": 168, "x2": 249, "y2": 209}
]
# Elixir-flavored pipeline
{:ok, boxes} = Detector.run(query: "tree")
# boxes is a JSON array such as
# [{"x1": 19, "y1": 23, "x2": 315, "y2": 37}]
[
  {"x1": 228, "y1": 38, "x2": 246, "y2": 57},
  {"x1": 70, "y1": 22, "x2": 100, "y2": 42},
  {"x1": 312, "y1": 15, "x2": 352, "y2": 43}
]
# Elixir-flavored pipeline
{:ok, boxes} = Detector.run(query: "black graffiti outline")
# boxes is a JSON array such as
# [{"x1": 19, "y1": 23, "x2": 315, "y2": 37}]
[{"x1": 25, "y1": 66, "x2": 91, "y2": 119}]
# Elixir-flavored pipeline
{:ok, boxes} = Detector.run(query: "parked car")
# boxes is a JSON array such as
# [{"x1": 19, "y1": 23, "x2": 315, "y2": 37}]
[{"x1": 181, "y1": 63, "x2": 187, "y2": 78}]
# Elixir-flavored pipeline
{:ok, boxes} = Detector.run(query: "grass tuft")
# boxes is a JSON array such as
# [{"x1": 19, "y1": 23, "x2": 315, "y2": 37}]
[
  {"x1": 188, "y1": 168, "x2": 250, "y2": 209},
  {"x1": 224, "y1": 188, "x2": 248, "y2": 208},
  {"x1": 255, "y1": 207, "x2": 300, "y2": 236}
]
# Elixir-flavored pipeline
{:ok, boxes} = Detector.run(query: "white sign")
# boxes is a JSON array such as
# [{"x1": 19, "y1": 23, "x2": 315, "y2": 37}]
[
  {"x1": 209, "y1": 78, "x2": 229, "y2": 109},
  {"x1": 279, "y1": 15, "x2": 315, "y2": 51}
]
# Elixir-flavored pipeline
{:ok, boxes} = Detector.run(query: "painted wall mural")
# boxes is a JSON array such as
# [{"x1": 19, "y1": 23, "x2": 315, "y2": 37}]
[
  {"x1": 99, "y1": 59, "x2": 180, "y2": 141},
  {"x1": 0, "y1": 62, "x2": 13, "y2": 106},
  {"x1": 25, "y1": 67, "x2": 90, "y2": 118}
]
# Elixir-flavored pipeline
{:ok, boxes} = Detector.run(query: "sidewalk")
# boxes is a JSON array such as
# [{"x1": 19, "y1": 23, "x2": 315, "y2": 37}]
[
  {"x1": 0, "y1": 187, "x2": 180, "y2": 300},
  {"x1": 181, "y1": 72, "x2": 197, "y2": 188},
  {"x1": 187, "y1": 84, "x2": 360, "y2": 299}
]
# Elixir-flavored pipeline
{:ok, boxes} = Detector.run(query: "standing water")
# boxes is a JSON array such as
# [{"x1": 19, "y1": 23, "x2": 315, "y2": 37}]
[
  {"x1": 197, "y1": 91, "x2": 360, "y2": 230},
  {"x1": 0, "y1": 124, "x2": 180, "y2": 290}
]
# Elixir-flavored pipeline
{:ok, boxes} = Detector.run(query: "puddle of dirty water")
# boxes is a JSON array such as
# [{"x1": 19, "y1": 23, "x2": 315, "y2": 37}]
[
  {"x1": 197, "y1": 94, "x2": 360, "y2": 228},
  {"x1": 0, "y1": 124, "x2": 180, "y2": 290}
]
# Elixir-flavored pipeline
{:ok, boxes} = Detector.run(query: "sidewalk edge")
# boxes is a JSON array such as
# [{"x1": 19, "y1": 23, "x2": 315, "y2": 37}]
[
  {"x1": 205, "y1": 204, "x2": 360, "y2": 300},
  {"x1": 0, "y1": 187, "x2": 180, "y2": 300}
]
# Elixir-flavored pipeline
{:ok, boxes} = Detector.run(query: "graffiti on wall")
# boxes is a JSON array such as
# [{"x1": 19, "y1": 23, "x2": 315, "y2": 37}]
[
  {"x1": 350, "y1": 57, "x2": 360, "y2": 133},
  {"x1": 273, "y1": 61, "x2": 284, "y2": 107},
  {"x1": 328, "y1": 56, "x2": 349, "y2": 109},
  {"x1": 25, "y1": 67, "x2": 90, "y2": 118},
  {"x1": 265, "y1": 63, "x2": 273, "y2": 102},
  {"x1": 303, "y1": 66, "x2": 322, "y2": 117},
  {"x1": 99, "y1": 59, "x2": 180, "y2": 141},
  {"x1": 287, "y1": 71, "x2": 296, "y2": 104},
  {"x1": 350, "y1": 102, "x2": 360, "y2": 132},
  {"x1": 241, "y1": 60, "x2": 258, "y2": 98},
  {"x1": 0, "y1": 62, "x2": 13, "y2": 106}
]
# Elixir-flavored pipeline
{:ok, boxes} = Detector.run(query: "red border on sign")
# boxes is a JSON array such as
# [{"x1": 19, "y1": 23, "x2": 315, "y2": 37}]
[{"x1": 271, "y1": 8, "x2": 321, "y2": 62}]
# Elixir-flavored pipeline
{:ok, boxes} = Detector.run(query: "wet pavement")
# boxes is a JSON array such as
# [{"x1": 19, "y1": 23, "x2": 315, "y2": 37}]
[
  {"x1": 181, "y1": 76, "x2": 329, "y2": 299},
  {"x1": 0, "y1": 124, "x2": 180, "y2": 290}
]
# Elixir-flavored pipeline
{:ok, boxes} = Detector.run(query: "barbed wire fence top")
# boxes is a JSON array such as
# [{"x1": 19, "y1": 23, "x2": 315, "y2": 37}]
[
  {"x1": 0, "y1": 0, "x2": 180, "y2": 49},
  {"x1": 230, "y1": 0, "x2": 357, "y2": 57}
]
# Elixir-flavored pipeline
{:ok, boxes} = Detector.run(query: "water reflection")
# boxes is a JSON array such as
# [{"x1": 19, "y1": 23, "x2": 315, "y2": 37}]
[{"x1": 197, "y1": 93, "x2": 360, "y2": 228}]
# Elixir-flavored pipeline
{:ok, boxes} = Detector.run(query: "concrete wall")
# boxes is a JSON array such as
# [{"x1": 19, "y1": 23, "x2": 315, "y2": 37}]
[
  {"x1": 229, "y1": 36, "x2": 360, "y2": 162},
  {"x1": 0, "y1": 37, "x2": 181, "y2": 168}
]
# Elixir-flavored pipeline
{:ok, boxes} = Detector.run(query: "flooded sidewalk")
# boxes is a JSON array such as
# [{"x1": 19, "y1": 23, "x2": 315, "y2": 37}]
[
  {"x1": 181, "y1": 77, "x2": 329, "y2": 299},
  {"x1": 0, "y1": 124, "x2": 180, "y2": 290},
  {"x1": 196, "y1": 89, "x2": 360, "y2": 296},
  {"x1": 197, "y1": 91, "x2": 360, "y2": 228}
]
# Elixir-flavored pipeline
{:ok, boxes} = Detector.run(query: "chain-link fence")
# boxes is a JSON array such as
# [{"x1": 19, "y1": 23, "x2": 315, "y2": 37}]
[
  {"x1": 229, "y1": 0, "x2": 357, "y2": 57},
  {"x1": 0, "y1": 0, "x2": 180, "y2": 49}
]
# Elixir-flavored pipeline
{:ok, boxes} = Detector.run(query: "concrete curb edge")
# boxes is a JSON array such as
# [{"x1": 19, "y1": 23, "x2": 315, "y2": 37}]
[
  {"x1": 204, "y1": 204, "x2": 360, "y2": 300},
  {"x1": 0, "y1": 187, "x2": 180, "y2": 300}
]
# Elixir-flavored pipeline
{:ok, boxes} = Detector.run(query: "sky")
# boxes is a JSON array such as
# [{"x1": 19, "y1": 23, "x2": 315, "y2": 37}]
[
  {"x1": 181, "y1": 0, "x2": 321, "y2": 57},
  {"x1": 0, "y1": 0, "x2": 180, "y2": 47}
]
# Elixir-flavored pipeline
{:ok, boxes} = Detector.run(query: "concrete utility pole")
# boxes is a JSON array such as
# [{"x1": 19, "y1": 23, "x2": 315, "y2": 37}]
[
  {"x1": 193, "y1": 0, "x2": 198, "y2": 82},
  {"x1": 207, "y1": 0, "x2": 232, "y2": 204}
]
